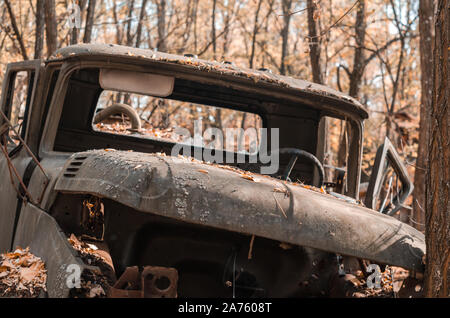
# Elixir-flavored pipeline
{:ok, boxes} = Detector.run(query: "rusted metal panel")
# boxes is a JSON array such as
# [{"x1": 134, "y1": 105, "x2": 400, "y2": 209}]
[
  {"x1": 12, "y1": 203, "x2": 89, "y2": 297},
  {"x1": 54, "y1": 150, "x2": 425, "y2": 272},
  {"x1": 108, "y1": 266, "x2": 178, "y2": 298}
]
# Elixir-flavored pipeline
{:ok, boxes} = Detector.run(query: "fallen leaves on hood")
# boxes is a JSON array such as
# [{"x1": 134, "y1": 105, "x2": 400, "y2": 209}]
[{"x1": 0, "y1": 247, "x2": 47, "y2": 298}]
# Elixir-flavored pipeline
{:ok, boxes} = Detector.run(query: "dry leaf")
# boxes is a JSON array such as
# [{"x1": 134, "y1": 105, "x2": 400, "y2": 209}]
[
  {"x1": 279, "y1": 242, "x2": 293, "y2": 250},
  {"x1": 241, "y1": 174, "x2": 255, "y2": 181},
  {"x1": 20, "y1": 266, "x2": 40, "y2": 283},
  {"x1": 273, "y1": 187, "x2": 290, "y2": 196},
  {"x1": 88, "y1": 285, "x2": 105, "y2": 298}
]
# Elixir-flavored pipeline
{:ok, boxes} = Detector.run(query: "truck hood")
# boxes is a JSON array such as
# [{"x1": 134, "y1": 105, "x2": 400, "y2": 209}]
[{"x1": 54, "y1": 150, "x2": 425, "y2": 271}]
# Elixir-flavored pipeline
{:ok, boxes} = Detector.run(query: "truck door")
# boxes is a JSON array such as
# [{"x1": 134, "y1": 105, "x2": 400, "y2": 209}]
[{"x1": 0, "y1": 61, "x2": 42, "y2": 253}]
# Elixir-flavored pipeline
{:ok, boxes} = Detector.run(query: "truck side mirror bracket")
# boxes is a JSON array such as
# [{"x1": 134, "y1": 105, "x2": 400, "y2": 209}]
[{"x1": 364, "y1": 137, "x2": 414, "y2": 215}]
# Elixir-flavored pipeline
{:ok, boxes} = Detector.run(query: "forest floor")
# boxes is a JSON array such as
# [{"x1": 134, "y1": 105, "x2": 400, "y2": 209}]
[{"x1": 0, "y1": 244, "x2": 421, "y2": 298}]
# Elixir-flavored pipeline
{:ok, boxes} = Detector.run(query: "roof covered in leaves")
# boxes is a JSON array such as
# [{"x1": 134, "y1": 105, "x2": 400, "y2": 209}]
[{"x1": 49, "y1": 44, "x2": 368, "y2": 119}]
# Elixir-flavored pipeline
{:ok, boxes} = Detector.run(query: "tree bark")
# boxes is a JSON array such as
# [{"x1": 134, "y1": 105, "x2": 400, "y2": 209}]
[
  {"x1": 413, "y1": 0, "x2": 434, "y2": 231},
  {"x1": 83, "y1": 0, "x2": 97, "y2": 43},
  {"x1": 307, "y1": 0, "x2": 329, "y2": 183},
  {"x1": 221, "y1": 0, "x2": 234, "y2": 57},
  {"x1": 125, "y1": 0, "x2": 135, "y2": 46},
  {"x1": 156, "y1": 0, "x2": 167, "y2": 52},
  {"x1": 44, "y1": 0, "x2": 57, "y2": 57},
  {"x1": 337, "y1": 0, "x2": 366, "y2": 169},
  {"x1": 424, "y1": 0, "x2": 449, "y2": 298},
  {"x1": 306, "y1": 0, "x2": 323, "y2": 84},
  {"x1": 34, "y1": 0, "x2": 45, "y2": 59},
  {"x1": 135, "y1": 0, "x2": 149, "y2": 47},
  {"x1": 112, "y1": 1, "x2": 123, "y2": 44},
  {"x1": 425, "y1": 0, "x2": 450, "y2": 297},
  {"x1": 249, "y1": 0, "x2": 263, "y2": 69},
  {"x1": 348, "y1": 0, "x2": 366, "y2": 98},
  {"x1": 279, "y1": 0, "x2": 293, "y2": 75},
  {"x1": 211, "y1": 0, "x2": 217, "y2": 60}
]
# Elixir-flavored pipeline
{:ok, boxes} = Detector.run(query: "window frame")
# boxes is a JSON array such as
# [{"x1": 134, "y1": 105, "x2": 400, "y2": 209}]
[{"x1": 0, "y1": 60, "x2": 42, "y2": 151}]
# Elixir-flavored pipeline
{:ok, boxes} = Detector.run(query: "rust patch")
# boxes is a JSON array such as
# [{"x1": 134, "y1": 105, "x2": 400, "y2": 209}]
[{"x1": 108, "y1": 266, "x2": 178, "y2": 298}]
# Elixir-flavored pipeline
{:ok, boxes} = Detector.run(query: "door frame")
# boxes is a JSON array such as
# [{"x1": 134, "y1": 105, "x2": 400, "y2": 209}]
[{"x1": 0, "y1": 60, "x2": 43, "y2": 252}]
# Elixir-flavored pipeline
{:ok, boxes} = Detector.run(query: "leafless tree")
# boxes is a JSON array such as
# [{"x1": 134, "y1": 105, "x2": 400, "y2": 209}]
[
  {"x1": 279, "y1": 0, "x2": 293, "y2": 75},
  {"x1": 135, "y1": 0, "x2": 149, "y2": 47},
  {"x1": 307, "y1": 0, "x2": 323, "y2": 84},
  {"x1": 4, "y1": 0, "x2": 28, "y2": 60},
  {"x1": 211, "y1": 0, "x2": 217, "y2": 60},
  {"x1": 249, "y1": 0, "x2": 263, "y2": 68},
  {"x1": 156, "y1": 0, "x2": 167, "y2": 52},
  {"x1": 34, "y1": 0, "x2": 45, "y2": 59},
  {"x1": 83, "y1": 0, "x2": 97, "y2": 43},
  {"x1": 125, "y1": 0, "x2": 136, "y2": 46},
  {"x1": 44, "y1": 0, "x2": 58, "y2": 57},
  {"x1": 348, "y1": 0, "x2": 366, "y2": 98}
]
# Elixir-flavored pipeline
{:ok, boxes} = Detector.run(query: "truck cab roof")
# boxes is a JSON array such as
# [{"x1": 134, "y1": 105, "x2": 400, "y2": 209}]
[{"x1": 49, "y1": 44, "x2": 368, "y2": 121}]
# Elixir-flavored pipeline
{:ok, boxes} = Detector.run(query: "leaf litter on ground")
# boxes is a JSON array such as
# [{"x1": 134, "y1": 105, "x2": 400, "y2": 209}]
[{"x1": 0, "y1": 247, "x2": 47, "y2": 298}]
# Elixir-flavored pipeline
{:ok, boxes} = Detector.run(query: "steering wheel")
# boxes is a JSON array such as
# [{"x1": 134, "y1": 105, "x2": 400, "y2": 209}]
[
  {"x1": 276, "y1": 148, "x2": 325, "y2": 187},
  {"x1": 93, "y1": 103, "x2": 142, "y2": 132}
]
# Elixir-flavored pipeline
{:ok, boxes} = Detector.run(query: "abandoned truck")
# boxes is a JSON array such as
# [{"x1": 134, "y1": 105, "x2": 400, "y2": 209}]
[{"x1": 0, "y1": 44, "x2": 424, "y2": 298}]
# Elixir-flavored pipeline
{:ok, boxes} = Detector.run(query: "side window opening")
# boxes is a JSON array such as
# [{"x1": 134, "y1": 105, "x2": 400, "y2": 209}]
[
  {"x1": 4, "y1": 70, "x2": 34, "y2": 149},
  {"x1": 38, "y1": 69, "x2": 60, "y2": 144}
]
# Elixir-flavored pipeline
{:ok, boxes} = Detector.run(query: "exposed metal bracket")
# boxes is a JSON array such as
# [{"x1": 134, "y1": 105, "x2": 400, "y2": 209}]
[{"x1": 108, "y1": 266, "x2": 178, "y2": 298}]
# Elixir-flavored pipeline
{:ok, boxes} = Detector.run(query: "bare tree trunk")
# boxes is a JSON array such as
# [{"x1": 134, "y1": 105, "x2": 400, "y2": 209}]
[
  {"x1": 307, "y1": 0, "x2": 329, "y2": 183},
  {"x1": 249, "y1": 0, "x2": 263, "y2": 68},
  {"x1": 211, "y1": 0, "x2": 217, "y2": 59},
  {"x1": 424, "y1": 0, "x2": 449, "y2": 298},
  {"x1": 337, "y1": 0, "x2": 366, "y2": 169},
  {"x1": 306, "y1": 0, "x2": 322, "y2": 84},
  {"x1": 71, "y1": 0, "x2": 87, "y2": 44},
  {"x1": 383, "y1": 1, "x2": 409, "y2": 143},
  {"x1": 177, "y1": 0, "x2": 194, "y2": 54},
  {"x1": 193, "y1": 0, "x2": 198, "y2": 53},
  {"x1": 135, "y1": 0, "x2": 149, "y2": 47},
  {"x1": 44, "y1": 0, "x2": 57, "y2": 57},
  {"x1": 34, "y1": 0, "x2": 45, "y2": 59},
  {"x1": 348, "y1": 0, "x2": 366, "y2": 98},
  {"x1": 157, "y1": 0, "x2": 167, "y2": 52},
  {"x1": 112, "y1": 1, "x2": 123, "y2": 45},
  {"x1": 260, "y1": 0, "x2": 275, "y2": 68},
  {"x1": 126, "y1": 0, "x2": 135, "y2": 46},
  {"x1": 4, "y1": 0, "x2": 28, "y2": 60},
  {"x1": 279, "y1": 0, "x2": 293, "y2": 75},
  {"x1": 221, "y1": 0, "x2": 234, "y2": 57},
  {"x1": 413, "y1": 0, "x2": 434, "y2": 231},
  {"x1": 83, "y1": 0, "x2": 97, "y2": 43}
]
